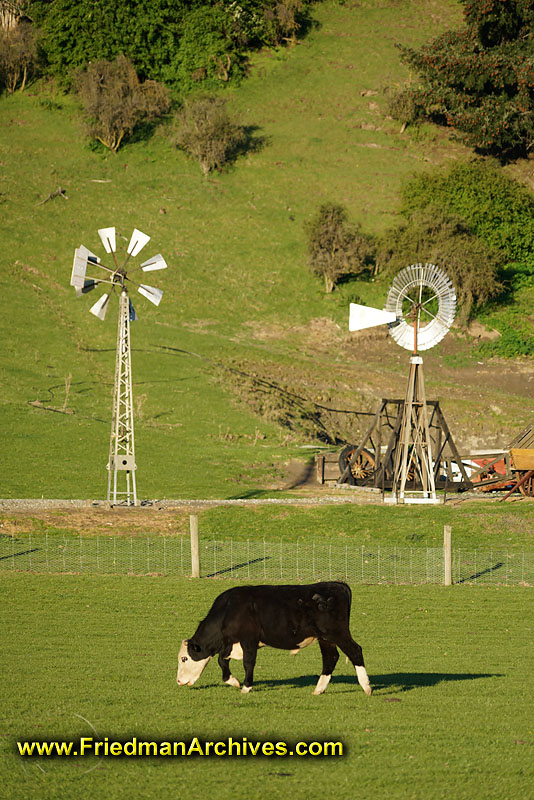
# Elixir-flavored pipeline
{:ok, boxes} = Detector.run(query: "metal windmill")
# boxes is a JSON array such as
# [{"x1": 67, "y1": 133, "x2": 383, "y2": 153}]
[
  {"x1": 348, "y1": 263, "x2": 456, "y2": 503},
  {"x1": 70, "y1": 227, "x2": 166, "y2": 505}
]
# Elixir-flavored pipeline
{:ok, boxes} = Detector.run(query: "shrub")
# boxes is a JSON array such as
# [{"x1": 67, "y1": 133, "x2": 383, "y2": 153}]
[
  {"x1": 375, "y1": 210, "x2": 503, "y2": 322},
  {"x1": 262, "y1": 0, "x2": 306, "y2": 46},
  {"x1": 75, "y1": 55, "x2": 171, "y2": 153},
  {"x1": 31, "y1": 0, "x2": 315, "y2": 91},
  {"x1": 0, "y1": 21, "x2": 37, "y2": 94},
  {"x1": 174, "y1": 94, "x2": 247, "y2": 175},
  {"x1": 172, "y1": 6, "x2": 244, "y2": 92},
  {"x1": 32, "y1": 0, "x2": 182, "y2": 87},
  {"x1": 385, "y1": 87, "x2": 425, "y2": 129},
  {"x1": 401, "y1": 161, "x2": 534, "y2": 270},
  {"x1": 305, "y1": 204, "x2": 375, "y2": 294}
]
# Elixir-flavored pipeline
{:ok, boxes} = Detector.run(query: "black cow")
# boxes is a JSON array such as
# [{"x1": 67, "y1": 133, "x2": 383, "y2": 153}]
[{"x1": 176, "y1": 581, "x2": 372, "y2": 695}]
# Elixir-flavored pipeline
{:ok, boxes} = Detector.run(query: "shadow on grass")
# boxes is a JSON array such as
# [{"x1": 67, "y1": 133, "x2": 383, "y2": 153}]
[
  {"x1": 225, "y1": 489, "x2": 296, "y2": 500},
  {"x1": 192, "y1": 671, "x2": 501, "y2": 693}
]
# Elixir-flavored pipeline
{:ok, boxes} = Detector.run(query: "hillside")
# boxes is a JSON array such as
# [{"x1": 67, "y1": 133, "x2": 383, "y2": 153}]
[{"x1": 1, "y1": 0, "x2": 533, "y2": 500}]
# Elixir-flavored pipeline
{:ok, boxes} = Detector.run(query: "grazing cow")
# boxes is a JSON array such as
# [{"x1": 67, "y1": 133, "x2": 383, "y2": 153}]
[{"x1": 176, "y1": 581, "x2": 372, "y2": 696}]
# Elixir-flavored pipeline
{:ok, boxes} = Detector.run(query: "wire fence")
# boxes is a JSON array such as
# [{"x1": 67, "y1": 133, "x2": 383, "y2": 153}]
[{"x1": 1, "y1": 533, "x2": 533, "y2": 586}]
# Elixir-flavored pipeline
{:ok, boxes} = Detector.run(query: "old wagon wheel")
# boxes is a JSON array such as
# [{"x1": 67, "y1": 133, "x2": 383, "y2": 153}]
[
  {"x1": 518, "y1": 470, "x2": 534, "y2": 497},
  {"x1": 338, "y1": 445, "x2": 375, "y2": 485}
]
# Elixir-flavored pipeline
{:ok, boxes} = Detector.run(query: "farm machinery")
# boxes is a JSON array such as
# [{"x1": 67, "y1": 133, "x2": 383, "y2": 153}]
[{"x1": 318, "y1": 411, "x2": 534, "y2": 498}]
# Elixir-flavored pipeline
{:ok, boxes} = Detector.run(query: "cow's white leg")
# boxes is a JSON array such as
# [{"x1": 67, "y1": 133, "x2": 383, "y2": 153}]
[
  {"x1": 312, "y1": 674, "x2": 331, "y2": 695},
  {"x1": 356, "y1": 665, "x2": 372, "y2": 696},
  {"x1": 225, "y1": 675, "x2": 240, "y2": 688},
  {"x1": 241, "y1": 685, "x2": 252, "y2": 694}
]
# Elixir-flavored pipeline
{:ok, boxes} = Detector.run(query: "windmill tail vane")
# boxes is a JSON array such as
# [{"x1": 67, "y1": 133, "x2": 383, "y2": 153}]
[{"x1": 70, "y1": 226, "x2": 167, "y2": 505}]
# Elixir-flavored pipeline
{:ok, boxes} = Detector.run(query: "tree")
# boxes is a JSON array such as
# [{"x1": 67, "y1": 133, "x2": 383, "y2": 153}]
[
  {"x1": 174, "y1": 94, "x2": 247, "y2": 175},
  {"x1": 375, "y1": 210, "x2": 502, "y2": 322},
  {"x1": 30, "y1": 0, "x2": 315, "y2": 91},
  {"x1": 305, "y1": 204, "x2": 374, "y2": 293},
  {"x1": 0, "y1": 21, "x2": 37, "y2": 93},
  {"x1": 396, "y1": 0, "x2": 534, "y2": 157},
  {"x1": 75, "y1": 55, "x2": 171, "y2": 153}
]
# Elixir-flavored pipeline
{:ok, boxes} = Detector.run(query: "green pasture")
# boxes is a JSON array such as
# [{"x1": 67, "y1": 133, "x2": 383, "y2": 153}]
[
  {"x1": 1, "y1": 573, "x2": 533, "y2": 800},
  {"x1": 1, "y1": 0, "x2": 479, "y2": 501},
  {"x1": 3, "y1": 498, "x2": 534, "y2": 548}
]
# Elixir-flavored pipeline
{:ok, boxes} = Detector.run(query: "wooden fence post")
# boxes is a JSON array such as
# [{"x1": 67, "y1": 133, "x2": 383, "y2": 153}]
[
  {"x1": 444, "y1": 525, "x2": 452, "y2": 586},
  {"x1": 190, "y1": 514, "x2": 200, "y2": 578}
]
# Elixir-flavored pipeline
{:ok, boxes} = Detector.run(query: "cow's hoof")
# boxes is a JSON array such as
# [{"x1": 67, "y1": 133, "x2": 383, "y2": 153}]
[
  {"x1": 225, "y1": 675, "x2": 241, "y2": 689},
  {"x1": 241, "y1": 685, "x2": 252, "y2": 694},
  {"x1": 364, "y1": 685, "x2": 372, "y2": 696},
  {"x1": 312, "y1": 689, "x2": 324, "y2": 696}
]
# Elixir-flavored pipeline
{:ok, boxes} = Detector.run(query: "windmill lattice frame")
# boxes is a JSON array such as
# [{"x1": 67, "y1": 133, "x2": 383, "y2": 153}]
[{"x1": 70, "y1": 227, "x2": 166, "y2": 505}]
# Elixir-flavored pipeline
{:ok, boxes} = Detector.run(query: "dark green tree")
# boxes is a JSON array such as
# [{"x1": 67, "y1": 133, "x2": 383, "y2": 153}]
[
  {"x1": 396, "y1": 0, "x2": 534, "y2": 157},
  {"x1": 29, "y1": 0, "x2": 315, "y2": 90}
]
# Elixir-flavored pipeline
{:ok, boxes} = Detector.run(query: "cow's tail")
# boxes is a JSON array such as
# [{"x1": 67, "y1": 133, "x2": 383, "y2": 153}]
[
  {"x1": 341, "y1": 582, "x2": 353, "y2": 665},
  {"x1": 341, "y1": 580, "x2": 352, "y2": 617}
]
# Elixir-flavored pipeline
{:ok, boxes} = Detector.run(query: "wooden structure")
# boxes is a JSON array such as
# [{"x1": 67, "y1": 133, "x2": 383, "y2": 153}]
[
  {"x1": 316, "y1": 419, "x2": 534, "y2": 498},
  {"x1": 330, "y1": 394, "x2": 471, "y2": 497}
]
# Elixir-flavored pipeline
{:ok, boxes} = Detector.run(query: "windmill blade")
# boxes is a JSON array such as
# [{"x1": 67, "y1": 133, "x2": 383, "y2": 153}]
[
  {"x1": 128, "y1": 228, "x2": 150, "y2": 257},
  {"x1": 89, "y1": 292, "x2": 111, "y2": 320},
  {"x1": 141, "y1": 253, "x2": 167, "y2": 272},
  {"x1": 70, "y1": 248, "x2": 87, "y2": 288},
  {"x1": 79, "y1": 244, "x2": 100, "y2": 265},
  {"x1": 129, "y1": 298, "x2": 138, "y2": 322},
  {"x1": 385, "y1": 263, "x2": 456, "y2": 351},
  {"x1": 98, "y1": 227, "x2": 116, "y2": 254},
  {"x1": 349, "y1": 303, "x2": 397, "y2": 332},
  {"x1": 138, "y1": 284, "x2": 163, "y2": 306},
  {"x1": 75, "y1": 279, "x2": 99, "y2": 297}
]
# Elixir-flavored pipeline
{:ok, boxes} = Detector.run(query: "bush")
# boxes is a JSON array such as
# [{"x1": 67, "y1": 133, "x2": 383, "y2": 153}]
[
  {"x1": 174, "y1": 94, "x2": 247, "y2": 175},
  {"x1": 305, "y1": 204, "x2": 375, "y2": 293},
  {"x1": 0, "y1": 21, "x2": 37, "y2": 94},
  {"x1": 401, "y1": 161, "x2": 534, "y2": 270},
  {"x1": 385, "y1": 87, "x2": 425, "y2": 129},
  {"x1": 31, "y1": 0, "x2": 315, "y2": 91},
  {"x1": 75, "y1": 55, "x2": 171, "y2": 153},
  {"x1": 396, "y1": 0, "x2": 534, "y2": 157},
  {"x1": 172, "y1": 6, "x2": 244, "y2": 92},
  {"x1": 31, "y1": 0, "x2": 183, "y2": 87},
  {"x1": 262, "y1": 0, "x2": 306, "y2": 46},
  {"x1": 375, "y1": 210, "x2": 502, "y2": 322}
]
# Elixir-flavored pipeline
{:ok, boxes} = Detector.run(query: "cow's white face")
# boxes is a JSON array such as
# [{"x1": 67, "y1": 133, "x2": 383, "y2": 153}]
[{"x1": 176, "y1": 639, "x2": 211, "y2": 686}]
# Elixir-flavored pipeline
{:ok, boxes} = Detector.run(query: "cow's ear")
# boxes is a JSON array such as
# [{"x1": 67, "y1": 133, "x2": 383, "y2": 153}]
[{"x1": 312, "y1": 593, "x2": 327, "y2": 611}]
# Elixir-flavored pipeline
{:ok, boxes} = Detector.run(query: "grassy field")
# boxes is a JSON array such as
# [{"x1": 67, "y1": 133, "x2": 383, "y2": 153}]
[
  {"x1": 5, "y1": 0, "x2": 523, "y2": 502},
  {"x1": 1, "y1": 572, "x2": 533, "y2": 800}
]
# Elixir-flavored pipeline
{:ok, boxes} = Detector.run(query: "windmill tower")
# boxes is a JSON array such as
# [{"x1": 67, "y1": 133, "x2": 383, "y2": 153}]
[
  {"x1": 70, "y1": 227, "x2": 167, "y2": 505},
  {"x1": 348, "y1": 264, "x2": 456, "y2": 504}
]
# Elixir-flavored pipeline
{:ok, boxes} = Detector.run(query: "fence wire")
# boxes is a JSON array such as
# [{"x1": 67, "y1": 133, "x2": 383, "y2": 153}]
[{"x1": 1, "y1": 533, "x2": 533, "y2": 586}]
